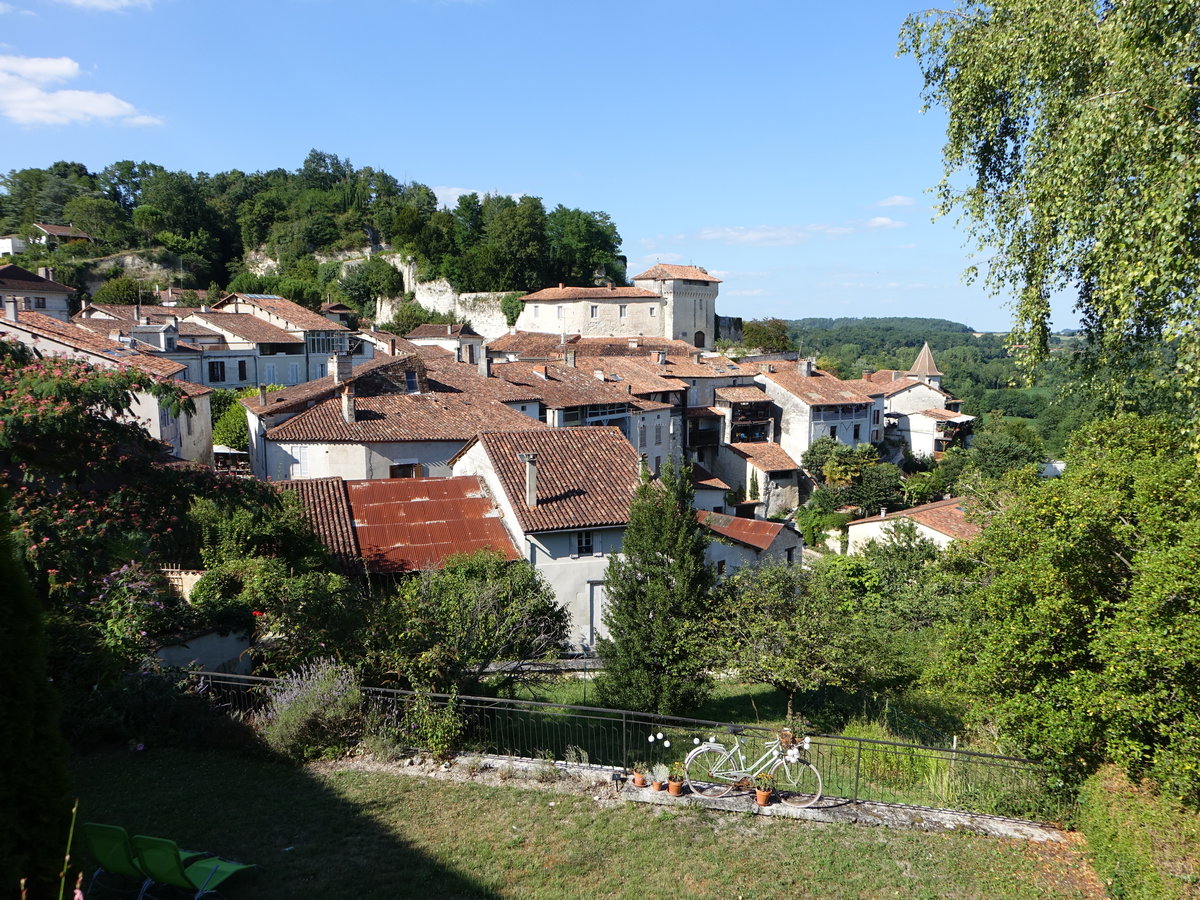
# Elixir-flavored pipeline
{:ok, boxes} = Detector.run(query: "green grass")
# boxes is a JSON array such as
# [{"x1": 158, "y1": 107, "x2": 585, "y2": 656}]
[{"x1": 71, "y1": 748, "x2": 1102, "y2": 899}]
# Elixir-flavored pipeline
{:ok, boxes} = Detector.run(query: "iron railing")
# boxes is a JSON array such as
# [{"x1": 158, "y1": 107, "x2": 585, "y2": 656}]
[{"x1": 191, "y1": 671, "x2": 1066, "y2": 824}]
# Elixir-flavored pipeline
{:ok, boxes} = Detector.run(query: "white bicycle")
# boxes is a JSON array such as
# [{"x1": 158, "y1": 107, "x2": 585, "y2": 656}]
[{"x1": 684, "y1": 726, "x2": 823, "y2": 808}]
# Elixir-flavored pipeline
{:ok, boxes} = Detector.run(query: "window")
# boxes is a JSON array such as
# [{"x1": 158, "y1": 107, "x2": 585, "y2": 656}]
[
  {"x1": 533, "y1": 305, "x2": 539, "y2": 318},
  {"x1": 639, "y1": 423, "x2": 646, "y2": 448},
  {"x1": 873, "y1": 409, "x2": 881, "y2": 424},
  {"x1": 655, "y1": 423, "x2": 663, "y2": 445},
  {"x1": 717, "y1": 560, "x2": 726, "y2": 576},
  {"x1": 619, "y1": 305, "x2": 628, "y2": 318},
  {"x1": 405, "y1": 370, "x2": 419, "y2": 393},
  {"x1": 390, "y1": 463, "x2": 422, "y2": 478},
  {"x1": 576, "y1": 531, "x2": 594, "y2": 555},
  {"x1": 590, "y1": 305, "x2": 599, "y2": 319},
  {"x1": 287, "y1": 363, "x2": 300, "y2": 384},
  {"x1": 853, "y1": 424, "x2": 861, "y2": 441},
  {"x1": 264, "y1": 363, "x2": 277, "y2": 384},
  {"x1": 785, "y1": 547, "x2": 795, "y2": 565},
  {"x1": 557, "y1": 305, "x2": 564, "y2": 319},
  {"x1": 165, "y1": 337, "x2": 176, "y2": 350},
  {"x1": 654, "y1": 456, "x2": 662, "y2": 476},
  {"x1": 829, "y1": 426, "x2": 837, "y2": 440},
  {"x1": 238, "y1": 360, "x2": 248, "y2": 381},
  {"x1": 33, "y1": 297, "x2": 46, "y2": 309},
  {"x1": 649, "y1": 306, "x2": 657, "y2": 317},
  {"x1": 208, "y1": 360, "x2": 225, "y2": 383}
]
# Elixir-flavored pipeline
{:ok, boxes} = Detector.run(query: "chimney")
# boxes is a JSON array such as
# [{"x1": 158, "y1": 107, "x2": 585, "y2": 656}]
[
  {"x1": 108, "y1": 329, "x2": 122, "y2": 341},
  {"x1": 564, "y1": 350, "x2": 576, "y2": 368},
  {"x1": 258, "y1": 383, "x2": 267, "y2": 406},
  {"x1": 593, "y1": 369, "x2": 605, "y2": 382},
  {"x1": 331, "y1": 352, "x2": 353, "y2": 385},
  {"x1": 799, "y1": 357, "x2": 816, "y2": 376},
  {"x1": 691, "y1": 351, "x2": 702, "y2": 364},
  {"x1": 340, "y1": 385, "x2": 356, "y2": 424},
  {"x1": 558, "y1": 283, "x2": 564, "y2": 289},
  {"x1": 758, "y1": 363, "x2": 775, "y2": 374},
  {"x1": 533, "y1": 365, "x2": 547, "y2": 380},
  {"x1": 3, "y1": 296, "x2": 18, "y2": 322},
  {"x1": 608, "y1": 281, "x2": 615, "y2": 291},
  {"x1": 862, "y1": 369, "x2": 874, "y2": 380},
  {"x1": 518, "y1": 452, "x2": 538, "y2": 507},
  {"x1": 628, "y1": 338, "x2": 639, "y2": 349},
  {"x1": 200, "y1": 304, "x2": 210, "y2": 313},
  {"x1": 879, "y1": 508, "x2": 887, "y2": 519},
  {"x1": 478, "y1": 353, "x2": 492, "y2": 378},
  {"x1": 653, "y1": 350, "x2": 667, "y2": 365}
]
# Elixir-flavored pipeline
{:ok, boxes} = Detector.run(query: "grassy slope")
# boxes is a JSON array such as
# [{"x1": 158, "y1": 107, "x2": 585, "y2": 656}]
[{"x1": 72, "y1": 749, "x2": 1101, "y2": 899}]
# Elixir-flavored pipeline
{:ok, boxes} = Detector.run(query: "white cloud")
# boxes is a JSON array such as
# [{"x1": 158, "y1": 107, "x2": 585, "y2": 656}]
[
  {"x1": 51, "y1": 0, "x2": 153, "y2": 9},
  {"x1": 0, "y1": 4, "x2": 14, "y2": 13},
  {"x1": 697, "y1": 224, "x2": 852, "y2": 246},
  {"x1": 433, "y1": 186, "x2": 473, "y2": 207},
  {"x1": 878, "y1": 195, "x2": 916, "y2": 207},
  {"x1": 0, "y1": 54, "x2": 162, "y2": 125},
  {"x1": 865, "y1": 216, "x2": 906, "y2": 230}
]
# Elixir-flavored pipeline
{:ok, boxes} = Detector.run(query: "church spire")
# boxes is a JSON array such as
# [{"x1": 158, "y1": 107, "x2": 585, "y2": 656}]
[{"x1": 908, "y1": 342, "x2": 943, "y2": 387}]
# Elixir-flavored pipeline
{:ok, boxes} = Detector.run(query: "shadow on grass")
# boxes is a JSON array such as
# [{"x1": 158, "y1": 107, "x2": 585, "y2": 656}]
[{"x1": 71, "y1": 731, "x2": 498, "y2": 899}]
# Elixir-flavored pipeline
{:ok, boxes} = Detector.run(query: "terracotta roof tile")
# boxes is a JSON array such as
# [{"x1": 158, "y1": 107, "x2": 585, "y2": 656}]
[
  {"x1": 242, "y1": 355, "x2": 422, "y2": 416},
  {"x1": 0, "y1": 310, "x2": 187, "y2": 378},
  {"x1": 406, "y1": 323, "x2": 482, "y2": 339},
  {"x1": 0, "y1": 263, "x2": 77, "y2": 293},
  {"x1": 491, "y1": 360, "x2": 638, "y2": 409},
  {"x1": 33, "y1": 223, "x2": 92, "y2": 239},
  {"x1": 187, "y1": 312, "x2": 304, "y2": 344},
  {"x1": 692, "y1": 464, "x2": 730, "y2": 491},
  {"x1": 631, "y1": 264, "x2": 722, "y2": 283},
  {"x1": 486, "y1": 330, "x2": 580, "y2": 356},
  {"x1": 728, "y1": 441, "x2": 800, "y2": 472},
  {"x1": 215, "y1": 293, "x2": 349, "y2": 332},
  {"x1": 715, "y1": 386, "x2": 771, "y2": 403},
  {"x1": 848, "y1": 496, "x2": 980, "y2": 542},
  {"x1": 521, "y1": 285, "x2": 660, "y2": 302},
  {"x1": 697, "y1": 510, "x2": 783, "y2": 550},
  {"x1": 763, "y1": 368, "x2": 880, "y2": 405},
  {"x1": 276, "y1": 477, "x2": 362, "y2": 574},
  {"x1": 471, "y1": 427, "x2": 641, "y2": 533},
  {"x1": 264, "y1": 391, "x2": 547, "y2": 443}
]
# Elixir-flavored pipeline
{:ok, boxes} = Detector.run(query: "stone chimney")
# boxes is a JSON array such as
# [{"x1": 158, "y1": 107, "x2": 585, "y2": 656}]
[
  {"x1": 759, "y1": 363, "x2": 775, "y2": 374},
  {"x1": 258, "y1": 384, "x2": 267, "y2": 406},
  {"x1": 331, "y1": 352, "x2": 353, "y2": 385},
  {"x1": 478, "y1": 353, "x2": 492, "y2": 378},
  {"x1": 652, "y1": 350, "x2": 667, "y2": 365},
  {"x1": 593, "y1": 369, "x2": 605, "y2": 382},
  {"x1": 690, "y1": 351, "x2": 702, "y2": 364},
  {"x1": 340, "y1": 385, "x2": 355, "y2": 424},
  {"x1": 862, "y1": 369, "x2": 874, "y2": 380},
  {"x1": 3, "y1": 296, "x2": 18, "y2": 322},
  {"x1": 518, "y1": 452, "x2": 538, "y2": 507},
  {"x1": 799, "y1": 357, "x2": 816, "y2": 376},
  {"x1": 533, "y1": 365, "x2": 547, "y2": 380},
  {"x1": 564, "y1": 350, "x2": 576, "y2": 368}
]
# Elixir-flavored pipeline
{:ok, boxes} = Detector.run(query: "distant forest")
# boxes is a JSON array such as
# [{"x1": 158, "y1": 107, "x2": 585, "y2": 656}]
[{"x1": 0, "y1": 151, "x2": 626, "y2": 313}]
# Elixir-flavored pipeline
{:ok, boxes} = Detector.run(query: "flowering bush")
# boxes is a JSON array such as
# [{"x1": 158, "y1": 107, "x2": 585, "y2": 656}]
[{"x1": 261, "y1": 660, "x2": 362, "y2": 761}]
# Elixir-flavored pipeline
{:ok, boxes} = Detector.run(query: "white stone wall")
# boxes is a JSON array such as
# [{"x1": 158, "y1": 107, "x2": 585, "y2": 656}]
[
  {"x1": 265, "y1": 439, "x2": 465, "y2": 481},
  {"x1": 846, "y1": 517, "x2": 953, "y2": 554},
  {"x1": 515, "y1": 297, "x2": 665, "y2": 340},
  {"x1": 884, "y1": 381, "x2": 948, "y2": 415}
]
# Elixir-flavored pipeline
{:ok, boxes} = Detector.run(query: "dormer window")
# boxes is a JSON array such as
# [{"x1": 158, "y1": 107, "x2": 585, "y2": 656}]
[
  {"x1": 405, "y1": 369, "x2": 419, "y2": 393},
  {"x1": 576, "y1": 531, "x2": 594, "y2": 555}
]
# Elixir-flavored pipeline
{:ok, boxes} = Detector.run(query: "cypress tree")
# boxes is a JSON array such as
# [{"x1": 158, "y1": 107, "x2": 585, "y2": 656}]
[{"x1": 596, "y1": 459, "x2": 714, "y2": 716}]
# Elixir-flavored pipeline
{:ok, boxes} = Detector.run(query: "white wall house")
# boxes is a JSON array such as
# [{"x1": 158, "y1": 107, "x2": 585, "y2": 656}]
[
  {"x1": 845, "y1": 497, "x2": 980, "y2": 554},
  {"x1": 759, "y1": 358, "x2": 885, "y2": 463},
  {"x1": 0, "y1": 264, "x2": 76, "y2": 323},
  {"x1": 699, "y1": 511, "x2": 803, "y2": 576},
  {"x1": 451, "y1": 427, "x2": 641, "y2": 652}
]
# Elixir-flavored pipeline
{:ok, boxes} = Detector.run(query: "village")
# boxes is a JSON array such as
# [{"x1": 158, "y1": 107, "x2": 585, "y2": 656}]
[{"x1": 0, "y1": 256, "x2": 978, "y2": 656}]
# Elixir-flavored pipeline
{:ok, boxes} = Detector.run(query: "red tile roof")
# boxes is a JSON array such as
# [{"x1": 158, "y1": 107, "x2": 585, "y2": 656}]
[
  {"x1": 34, "y1": 223, "x2": 92, "y2": 240},
  {"x1": 491, "y1": 360, "x2": 639, "y2": 410},
  {"x1": 697, "y1": 510, "x2": 783, "y2": 550},
  {"x1": 264, "y1": 391, "x2": 547, "y2": 442},
  {"x1": 908, "y1": 342, "x2": 943, "y2": 377},
  {"x1": 0, "y1": 263, "x2": 77, "y2": 293},
  {"x1": 276, "y1": 477, "x2": 362, "y2": 573},
  {"x1": 848, "y1": 496, "x2": 980, "y2": 542},
  {"x1": 579, "y1": 355, "x2": 688, "y2": 395},
  {"x1": 421, "y1": 355, "x2": 543, "y2": 403},
  {"x1": 762, "y1": 367, "x2": 881, "y2": 405},
  {"x1": 466, "y1": 427, "x2": 641, "y2": 533},
  {"x1": 914, "y1": 408, "x2": 974, "y2": 422},
  {"x1": 215, "y1": 293, "x2": 349, "y2": 332},
  {"x1": 406, "y1": 323, "x2": 482, "y2": 339},
  {"x1": 521, "y1": 285, "x2": 660, "y2": 302},
  {"x1": 692, "y1": 464, "x2": 730, "y2": 491},
  {"x1": 715, "y1": 386, "x2": 771, "y2": 403},
  {"x1": 242, "y1": 355, "x2": 423, "y2": 416},
  {"x1": 486, "y1": 330, "x2": 580, "y2": 356},
  {"x1": 632, "y1": 264, "x2": 722, "y2": 283},
  {"x1": 1, "y1": 310, "x2": 187, "y2": 378},
  {"x1": 346, "y1": 476, "x2": 518, "y2": 572},
  {"x1": 187, "y1": 312, "x2": 304, "y2": 344},
  {"x1": 728, "y1": 441, "x2": 800, "y2": 472}
]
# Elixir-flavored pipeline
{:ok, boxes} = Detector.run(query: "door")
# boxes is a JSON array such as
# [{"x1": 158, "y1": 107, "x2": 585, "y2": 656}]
[{"x1": 588, "y1": 581, "x2": 608, "y2": 649}]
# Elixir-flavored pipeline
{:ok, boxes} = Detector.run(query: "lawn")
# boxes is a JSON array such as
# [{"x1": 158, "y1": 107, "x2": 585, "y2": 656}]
[{"x1": 72, "y1": 748, "x2": 1102, "y2": 899}]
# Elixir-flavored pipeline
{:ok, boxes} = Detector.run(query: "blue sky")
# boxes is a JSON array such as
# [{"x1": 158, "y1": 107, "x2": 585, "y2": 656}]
[{"x1": 0, "y1": 0, "x2": 1079, "y2": 333}]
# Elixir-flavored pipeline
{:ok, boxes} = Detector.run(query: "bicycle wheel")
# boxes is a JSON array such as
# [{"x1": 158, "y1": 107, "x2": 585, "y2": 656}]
[
  {"x1": 685, "y1": 747, "x2": 737, "y2": 798},
  {"x1": 770, "y1": 757, "x2": 822, "y2": 808}
]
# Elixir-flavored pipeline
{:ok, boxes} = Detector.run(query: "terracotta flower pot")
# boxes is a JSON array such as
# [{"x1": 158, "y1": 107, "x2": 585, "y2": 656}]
[
  {"x1": 651, "y1": 780, "x2": 665, "y2": 792},
  {"x1": 631, "y1": 773, "x2": 647, "y2": 788},
  {"x1": 755, "y1": 788, "x2": 773, "y2": 807},
  {"x1": 667, "y1": 779, "x2": 684, "y2": 796}
]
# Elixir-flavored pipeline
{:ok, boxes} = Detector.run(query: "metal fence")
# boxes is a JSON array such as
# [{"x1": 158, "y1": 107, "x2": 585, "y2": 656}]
[{"x1": 192, "y1": 671, "x2": 1065, "y2": 824}]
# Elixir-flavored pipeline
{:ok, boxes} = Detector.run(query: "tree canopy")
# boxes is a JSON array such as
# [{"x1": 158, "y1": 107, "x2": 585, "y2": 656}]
[{"x1": 901, "y1": 1, "x2": 1200, "y2": 423}]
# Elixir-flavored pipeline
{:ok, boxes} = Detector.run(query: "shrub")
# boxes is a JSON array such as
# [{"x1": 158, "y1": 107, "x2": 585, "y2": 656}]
[
  {"x1": 395, "y1": 693, "x2": 464, "y2": 762},
  {"x1": 261, "y1": 660, "x2": 362, "y2": 761}
]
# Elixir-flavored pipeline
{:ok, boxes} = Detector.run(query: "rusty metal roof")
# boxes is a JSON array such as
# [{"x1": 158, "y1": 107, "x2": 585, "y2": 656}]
[
  {"x1": 346, "y1": 476, "x2": 518, "y2": 572},
  {"x1": 697, "y1": 510, "x2": 784, "y2": 551}
]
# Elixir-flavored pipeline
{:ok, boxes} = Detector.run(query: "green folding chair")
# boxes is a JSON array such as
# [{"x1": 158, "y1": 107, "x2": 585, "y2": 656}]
[
  {"x1": 132, "y1": 834, "x2": 257, "y2": 900},
  {"x1": 81, "y1": 823, "x2": 208, "y2": 897}
]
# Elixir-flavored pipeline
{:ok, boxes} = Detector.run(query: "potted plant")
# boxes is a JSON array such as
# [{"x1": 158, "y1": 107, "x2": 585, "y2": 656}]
[
  {"x1": 630, "y1": 762, "x2": 648, "y2": 788},
  {"x1": 667, "y1": 760, "x2": 686, "y2": 796},
  {"x1": 754, "y1": 771, "x2": 775, "y2": 807},
  {"x1": 650, "y1": 763, "x2": 670, "y2": 791}
]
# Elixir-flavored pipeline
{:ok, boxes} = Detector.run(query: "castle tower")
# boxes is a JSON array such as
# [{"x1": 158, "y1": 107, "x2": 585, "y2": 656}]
[{"x1": 631, "y1": 264, "x2": 720, "y2": 349}]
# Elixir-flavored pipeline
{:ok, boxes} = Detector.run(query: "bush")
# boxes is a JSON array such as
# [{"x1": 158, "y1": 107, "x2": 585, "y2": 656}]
[
  {"x1": 394, "y1": 693, "x2": 464, "y2": 762},
  {"x1": 260, "y1": 660, "x2": 362, "y2": 761}
]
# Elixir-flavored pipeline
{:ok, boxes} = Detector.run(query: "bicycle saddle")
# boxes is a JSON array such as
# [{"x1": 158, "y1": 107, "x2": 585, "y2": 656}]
[{"x1": 725, "y1": 725, "x2": 746, "y2": 735}]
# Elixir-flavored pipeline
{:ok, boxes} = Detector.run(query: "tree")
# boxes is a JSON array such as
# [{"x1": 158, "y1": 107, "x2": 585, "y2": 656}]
[
  {"x1": 742, "y1": 318, "x2": 793, "y2": 352},
  {"x1": 0, "y1": 492, "x2": 72, "y2": 895},
  {"x1": 545, "y1": 205, "x2": 624, "y2": 286},
  {"x1": 901, "y1": 2, "x2": 1200, "y2": 422},
  {"x1": 596, "y1": 460, "x2": 715, "y2": 716},
  {"x1": 364, "y1": 550, "x2": 567, "y2": 695}
]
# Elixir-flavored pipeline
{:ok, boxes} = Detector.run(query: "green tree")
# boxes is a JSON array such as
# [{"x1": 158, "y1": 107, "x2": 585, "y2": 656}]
[
  {"x1": 91, "y1": 275, "x2": 151, "y2": 305},
  {"x1": 901, "y1": 1, "x2": 1200, "y2": 423},
  {"x1": 364, "y1": 550, "x2": 567, "y2": 695},
  {"x1": 596, "y1": 460, "x2": 715, "y2": 716},
  {"x1": 0, "y1": 492, "x2": 72, "y2": 895},
  {"x1": 61, "y1": 194, "x2": 134, "y2": 247},
  {"x1": 500, "y1": 292, "x2": 524, "y2": 327},
  {"x1": 742, "y1": 318, "x2": 793, "y2": 352},
  {"x1": 545, "y1": 205, "x2": 624, "y2": 286}
]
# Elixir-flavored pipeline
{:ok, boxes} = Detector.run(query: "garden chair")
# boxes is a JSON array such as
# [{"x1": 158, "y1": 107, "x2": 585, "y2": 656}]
[
  {"x1": 81, "y1": 823, "x2": 208, "y2": 897},
  {"x1": 131, "y1": 834, "x2": 257, "y2": 900}
]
